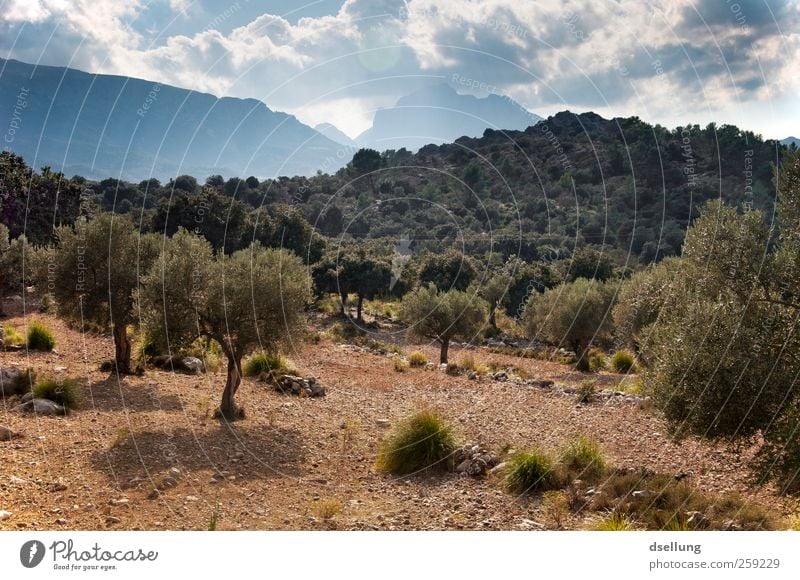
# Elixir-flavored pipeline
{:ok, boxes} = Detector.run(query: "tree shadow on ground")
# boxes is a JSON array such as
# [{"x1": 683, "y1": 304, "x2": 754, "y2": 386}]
[
  {"x1": 81, "y1": 374, "x2": 185, "y2": 412},
  {"x1": 89, "y1": 422, "x2": 306, "y2": 485}
]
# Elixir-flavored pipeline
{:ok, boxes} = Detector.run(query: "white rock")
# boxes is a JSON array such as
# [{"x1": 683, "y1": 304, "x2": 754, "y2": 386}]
[{"x1": 0, "y1": 510, "x2": 12, "y2": 520}]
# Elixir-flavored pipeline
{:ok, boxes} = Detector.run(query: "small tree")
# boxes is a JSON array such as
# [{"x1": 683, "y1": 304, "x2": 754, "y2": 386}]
[
  {"x1": 38, "y1": 214, "x2": 159, "y2": 373},
  {"x1": 0, "y1": 225, "x2": 27, "y2": 316},
  {"x1": 417, "y1": 250, "x2": 479, "y2": 292},
  {"x1": 479, "y1": 272, "x2": 511, "y2": 329},
  {"x1": 400, "y1": 284, "x2": 487, "y2": 364},
  {"x1": 524, "y1": 278, "x2": 615, "y2": 371},
  {"x1": 142, "y1": 229, "x2": 310, "y2": 420}
]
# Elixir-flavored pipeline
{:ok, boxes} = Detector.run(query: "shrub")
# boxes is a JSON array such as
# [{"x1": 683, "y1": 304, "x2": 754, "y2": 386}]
[
  {"x1": 393, "y1": 357, "x2": 409, "y2": 372},
  {"x1": 558, "y1": 437, "x2": 607, "y2": 483},
  {"x1": 610, "y1": 350, "x2": 635, "y2": 373},
  {"x1": 310, "y1": 499, "x2": 342, "y2": 520},
  {"x1": 2, "y1": 324, "x2": 25, "y2": 348},
  {"x1": 26, "y1": 320, "x2": 55, "y2": 351},
  {"x1": 577, "y1": 380, "x2": 597, "y2": 404},
  {"x1": 588, "y1": 350, "x2": 607, "y2": 372},
  {"x1": 459, "y1": 355, "x2": 477, "y2": 372},
  {"x1": 504, "y1": 449, "x2": 555, "y2": 494},
  {"x1": 33, "y1": 377, "x2": 81, "y2": 409},
  {"x1": 408, "y1": 351, "x2": 428, "y2": 367},
  {"x1": 593, "y1": 512, "x2": 636, "y2": 531},
  {"x1": 243, "y1": 352, "x2": 295, "y2": 380},
  {"x1": 376, "y1": 409, "x2": 456, "y2": 475}
]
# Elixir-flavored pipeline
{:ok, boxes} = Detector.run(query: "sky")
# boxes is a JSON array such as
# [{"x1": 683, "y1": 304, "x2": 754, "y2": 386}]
[{"x1": 1, "y1": 0, "x2": 798, "y2": 139}]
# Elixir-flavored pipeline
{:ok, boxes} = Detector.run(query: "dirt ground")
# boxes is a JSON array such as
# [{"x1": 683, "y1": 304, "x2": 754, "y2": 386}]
[{"x1": 0, "y1": 310, "x2": 794, "y2": 531}]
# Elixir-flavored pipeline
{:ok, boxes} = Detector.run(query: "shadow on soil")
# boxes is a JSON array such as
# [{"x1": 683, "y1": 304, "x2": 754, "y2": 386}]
[{"x1": 90, "y1": 422, "x2": 307, "y2": 485}]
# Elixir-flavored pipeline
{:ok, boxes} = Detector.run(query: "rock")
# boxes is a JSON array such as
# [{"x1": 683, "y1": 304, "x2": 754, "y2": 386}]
[
  {"x1": 528, "y1": 379, "x2": 554, "y2": 389},
  {"x1": 158, "y1": 476, "x2": 178, "y2": 489},
  {"x1": 0, "y1": 425, "x2": 22, "y2": 441},
  {"x1": 0, "y1": 367, "x2": 32, "y2": 397},
  {"x1": 180, "y1": 357, "x2": 204, "y2": 374},
  {"x1": 55, "y1": 518, "x2": 67, "y2": 525},
  {"x1": 0, "y1": 510, "x2": 12, "y2": 520},
  {"x1": 13, "y1": 398, "x2": 67, "y2": 416},
  {"x1": 466, "y1": 371, "x2": 477, "y2": 380},
  {"x1": 309, "y1": 383, "x2": 326, "y2": 397},
  {"x1": 488, "y1": 462, "x2": 507, "y2": 475},
  {"x1": 48, "y1": 482, "x2": 67, "y2": 492},
  {"x1": 451, "y1": 443, "x2": 499, "y2": 476},
  {"x1": 146, "y1": 489, "x2": 161, "y2": 500},
  {"x1": 492, "y1": 371, "x2": 508, "y2": 382},
  {"x1": 184, "y1": 495, "x2": 199, "y2": 502},
  {"x1": 109, "y1": 498, "x2": 129, "y2": 506},
  {"x1": 375, "y1": 418, "x2": 390, "y2": 428},
  {"x1": 9, "y1": 475, "x2": 27, "y2": 485},
  {"x1": 105, "y1": 516, "x2": 121, "y2": 526},
  {"x1": 685, "y1": 511, "x2": 708, "y2": 527},
  {"x1": 275, "y1": 374, "x2": 326, "y2": 398},
  {"x1": 168, "y1": 467, "x2": 182, "y2": 479},
  {"x1": 632, "y1": 490, "x2": 656, "y2": 499},
  {"x1": 20, "y1": 392, "x2": 34, "y2": 403}
]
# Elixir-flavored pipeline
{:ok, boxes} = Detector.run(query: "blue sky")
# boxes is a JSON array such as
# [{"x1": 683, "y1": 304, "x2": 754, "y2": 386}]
[{"x1": 1, "y1": 0, "x2": 797, "y2": 139}]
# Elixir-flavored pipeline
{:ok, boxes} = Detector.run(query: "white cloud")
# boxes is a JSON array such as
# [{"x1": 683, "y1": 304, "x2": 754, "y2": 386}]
[{"x1": 0, "y1": 0, "x2": 797, "y2": 137}]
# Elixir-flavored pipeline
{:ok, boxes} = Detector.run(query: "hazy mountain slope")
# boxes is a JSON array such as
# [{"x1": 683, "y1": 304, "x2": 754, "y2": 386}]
[
  {"x1": 0, "y1": 58, "x2": 345, "y2": 180},
  {"x1": 356, "y1": 84, "x2": 542, "y2": 151}
]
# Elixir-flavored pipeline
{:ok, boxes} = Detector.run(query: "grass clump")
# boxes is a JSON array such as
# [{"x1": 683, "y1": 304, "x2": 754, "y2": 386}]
[
  {"x1": 593, "y1": 511, "x2": 637, "y2": 531},
  {"x1": 243, "y1": 352, "x2": 296, "y2": 381},
  {"x1": 2, "y1": 324, "x2": 25, "y2": 348},
  {"x1": 408, "y1": 351, "x2": 428, "y2": 367},
  {"x1": 310, "y1": 499, "x2": 343, "y2": 520},
  {"x1": 588, "y1": 349, "x2": 607, "y2": 372},
  {"x1": 577, "y1": 380, "x2": 597, "y2": 403},
  {"x1": 459, "y1": 355, "x2": 477, "y2": 372},
  {"x1": 504, "y1": 449, "x2": 556, "y2": 494},
  {"x1": 558, "y1": 436, "x2": 607, "y2": 484},
  {"x1": 376, "y1": 409, "x2": 456, "y2": 475},
  {"x1": 33, "y1": 377, "x2": 81, "y2": 409},
  {"x1": 610, "y1": 350, "x2": 636, "y2": 373},
  {"x1": 393, "y1": 357, "x2": 409, "y2": 372},
  {"x1": 27, "y1": 320, "x2": 55, "y2": 351}
]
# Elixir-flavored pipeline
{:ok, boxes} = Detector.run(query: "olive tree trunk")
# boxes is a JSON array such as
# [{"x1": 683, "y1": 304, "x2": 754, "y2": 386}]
[
  {"x1": 219, "y1": 353, "x2": 244, "y2": 421},
  {"x1": 440, "y1": 338, "x2": 450, "y2": 365},
  {"x1": 112, "y1": 324, "x2": 132, "y2": 374},
  {"x1": 356, "y1": 293, "x2": 364, "y2": 322},
  {"x1": 574, "y1": 337, "x2": 591, "y2": 373}
]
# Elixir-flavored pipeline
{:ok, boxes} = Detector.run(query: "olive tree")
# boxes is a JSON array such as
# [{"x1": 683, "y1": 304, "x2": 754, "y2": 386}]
[
  {"x1": 142, "y1": 229, "x2": 310, "y2": 420},
  {"x1": 0, "y1": 224, "x2": 28, "y2": 316},
  {"x1": 37, "y1": 213, "x2": 159, "y2": 373},
  {"x1": 524, "y1": 278, "x2": 615, "y2": 371},
  {"x1": 400, "y1": 284, "x2": 487, "y2": 364},
  {"x1": 479, "y1": 272, "x2": 511, "y2": 329}
]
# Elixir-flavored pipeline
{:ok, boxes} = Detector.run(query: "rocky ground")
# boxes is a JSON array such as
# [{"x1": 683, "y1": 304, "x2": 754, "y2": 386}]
[{"x1": 0, "y1": 309, "x2": 795, "y2": 531}]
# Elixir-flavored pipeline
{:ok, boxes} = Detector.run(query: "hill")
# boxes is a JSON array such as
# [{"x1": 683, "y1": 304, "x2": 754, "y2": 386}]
[{"x1": 0, "y1": 58, "x2": 345, "y2": 181}]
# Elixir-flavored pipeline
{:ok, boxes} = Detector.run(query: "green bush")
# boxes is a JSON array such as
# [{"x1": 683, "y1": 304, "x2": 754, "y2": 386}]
[
  {"x1": 577, "y1": 380, "x2": 597, "y2": 403},
  {"x1": 588, "y1": 350, "x2": 607, "y2": 372},
  {"x1": 33, "y1": 377, "x2": 81, "y2": 409},
  {"x1": 558, "y1": 437, "x2": 607, "y2": 483},
  {"x1": 376, "y1": 409, "x2": 456, "y2": 475},
  {"x1": 593, "y1": 512, "x2": 636, "y2": 531},
  {"x1": 26, "y1": 321, "x2": 55, "y2": 351},
  {"x1": 3, "y1": 324, "x2": 25, "y2": 347},
  {"x1": 610, "y1": 350, "x2": 635, "y2": 373},
  {"x1": 243, "y1": 352, "x2": 295, "y2": 380},
  {"x1": 504, "y1": 449, "x2": 556, "y2": 494},
  {"x1": 408, "y1": 351, "x2": 428, "y2": 367}
]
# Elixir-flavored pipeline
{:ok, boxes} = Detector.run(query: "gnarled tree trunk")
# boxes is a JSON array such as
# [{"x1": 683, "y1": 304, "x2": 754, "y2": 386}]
[
  {"x1": 574, "y1": 337, "x2": 591, "y2": 373},
  {"x1": 219, "y1": 352, "x2": 244, "y2": 421},
  {"x1": 112, "y1": 324, "x2": 132, "y2": 374},
  {"x1": 440, "y1": 338, "x2": 450, "y2": 365},
  {"x1": 339, "y1": 291, "x2": 347, "y2": 316},
  {"x1": 357, "y1": 293, "x2": 364, "y2": 322}
]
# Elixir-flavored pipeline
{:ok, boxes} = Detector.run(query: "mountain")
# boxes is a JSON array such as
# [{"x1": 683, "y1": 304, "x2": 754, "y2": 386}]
[
  {"x1": 781, "y1": 137, "x2": 799, "y2": 148},
  {"x1": 355, "y1": 84, "x2": 542, "y2": 152},
  {"x1": 0, "y1": 58, "x2": 345, "y2": 181},
  {"x1": 314, "y1": 123, "x2": 358, "y2": 149}
]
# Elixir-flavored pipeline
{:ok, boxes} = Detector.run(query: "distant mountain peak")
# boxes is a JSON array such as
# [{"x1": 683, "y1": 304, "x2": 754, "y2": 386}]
[{"x1": 356, "y1": 83, "x2": 541, "y2": 152}]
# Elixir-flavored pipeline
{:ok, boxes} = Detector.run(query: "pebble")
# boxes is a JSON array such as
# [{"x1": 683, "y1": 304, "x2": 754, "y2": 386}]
[{"x1": 0, "y1": 510, "x2": 12, "y2": 520}]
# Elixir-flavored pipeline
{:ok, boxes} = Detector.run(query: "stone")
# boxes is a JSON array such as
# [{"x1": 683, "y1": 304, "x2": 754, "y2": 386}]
[
  {"x1": 20, "y1": 392, "x2": 34, "y2": 403},
  {"x1": 181, "y1": 357, "x2": 204, "y2": 374},
  {"x1": 169, "y1": 467, "x2": 182, "y2": 479},
  {"x1": 0, "y1": 425, "x2": 22, "y2": 441},
  {"x1": 105, "y1": 516, "x2": 121, "y2": 525},
  {"x1": 55, "y1": 518, "x2": 67, "y2": 525},
  {"x1": 109, "y1": 498, "x2": 129, "y2": 506},
  {"x1": 632, "y1": 490, "x2": 656, "y2": 499},
  {"x1": 48, "y1": 482, "x2": 67, "y2": 492},
  {"x1": 158, "y1": 476, "x2": 178, "y2": 489},
  {"x1": 685, "y1": 511, "x2": 708, "y2": 527},
  {"x1": 488, "y1": 462, "x2": 507, "y2": 475},
  {"x1": 146, "y1": 489, "x2": 161, "y2": 500},
  {"x1": 0, "y1": 510, "x2": 12, "y2": 520},
  {"x1": 309, "y1": 383, "x2": 326, "y2": 397},
  {"x1": 13, "y1": 398, "x2": 67, "y2": 416},
  {"x1": 0, "y1": 367, "x2": 31, "y2": 396},
  {"x1": 375, "y1": 418, "x2": 390, "y2": 428}
]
